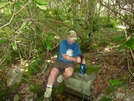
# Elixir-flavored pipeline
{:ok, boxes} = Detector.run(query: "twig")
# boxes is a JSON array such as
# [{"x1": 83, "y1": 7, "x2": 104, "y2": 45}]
[
  {"x1": 124, "y1": 29, "x2": 134, "y2": 77},
  {"x1": 0, "y1": 0, "x2": 31, "y2": 29},
  {"x1": 130, "y1": 48, "x2": 134, "y2": 61},
  {"x1": 127, "y1": 50, "x2": 134, "y2": 77}
]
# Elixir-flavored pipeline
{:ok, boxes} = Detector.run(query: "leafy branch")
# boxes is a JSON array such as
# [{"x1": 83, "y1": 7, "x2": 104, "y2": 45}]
[{"x1": 0, "y1": 0, "x2": 31, "y2": 29}]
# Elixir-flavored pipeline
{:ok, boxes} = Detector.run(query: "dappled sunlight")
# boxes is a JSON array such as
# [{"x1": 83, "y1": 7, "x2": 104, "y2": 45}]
[
  {"x1": 46, "y1": 55, "x2": 57, "y2": 63},
  {"x1": 103, "y1": 45, "x2": 119, "y2": 52},
  {"x1": 117, "y1": 25, "x2": 127, "y2": 30}
]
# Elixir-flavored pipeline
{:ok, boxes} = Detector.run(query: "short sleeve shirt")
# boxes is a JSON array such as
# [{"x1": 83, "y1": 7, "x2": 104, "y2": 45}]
[{"x1": 58, "y1": 39, "x2": 81, "y2": 63}]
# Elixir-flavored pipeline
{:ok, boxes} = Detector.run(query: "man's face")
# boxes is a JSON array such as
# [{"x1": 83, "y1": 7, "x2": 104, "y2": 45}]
[{"x1": 67, "y1": 38, "x2": 76, "y2": 44}]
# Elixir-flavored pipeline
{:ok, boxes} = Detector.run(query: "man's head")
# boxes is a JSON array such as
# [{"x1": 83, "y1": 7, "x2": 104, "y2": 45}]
[{"x1": 67, "y1": 30, "x2": 77, "y2": 44}]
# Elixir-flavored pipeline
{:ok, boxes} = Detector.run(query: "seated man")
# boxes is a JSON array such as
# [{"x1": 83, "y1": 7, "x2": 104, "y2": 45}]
[{"x1": 44, "y1": 30, "x2": 84, "y2": 98}]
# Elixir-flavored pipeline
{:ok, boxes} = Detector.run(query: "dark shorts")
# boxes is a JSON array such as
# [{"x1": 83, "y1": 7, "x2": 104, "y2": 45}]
[{"x1": 53, "y1": 60, "x2": 75, "y2": 72}]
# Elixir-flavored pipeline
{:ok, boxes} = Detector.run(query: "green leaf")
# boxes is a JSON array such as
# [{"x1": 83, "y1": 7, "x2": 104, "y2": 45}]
[
  {"x1": 11, "y1": 43, "x2": 17, "y2": 51},
  {"x1": 3, "y1": 26, "x2": 11, "y2": 34},
  {"x1": 68, "y1": 8, "x2": 72, "y2": 13},
  {"x1": 44, "y1": 41, "x2": 53, "y2": 50},
  {"x1": 36, "y1": 4, "x2": 47, "y2": 10},
  {"x1": 0, "y1": 2, "x2": 11, "y2": 9},
  {"x1": 46, "y1": 35, "x2": 53, "y2": 41},
  {"x1": 20, "y1": 22, "x2": 27, "y2": 29},
  {"x1": 126, "y1": 39, "x2": 132, "y2": 48},
  {"x1": 14, "y1": 1, "x2": 23, "y2": 6},
  {"x1": 0, "y1": 29, "x2": 4, "y2": 33},
  {"x1": 118, "y1": 43, "x2": 125, "y2": 50},
  {"x1": 34, "y1": 0, "x2": 48, "y2": 5},
  {"x1": 131, "y1": 44, "x2": 134, "y2": 50}
]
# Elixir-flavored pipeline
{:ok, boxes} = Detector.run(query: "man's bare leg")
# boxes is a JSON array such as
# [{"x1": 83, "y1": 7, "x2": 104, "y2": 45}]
[
  {"x1": 47, "y1": 68, "x2": 59, "y2": 86},
  {"x1": 44, "y1": 68, "x2": 59, "y2": 98}
]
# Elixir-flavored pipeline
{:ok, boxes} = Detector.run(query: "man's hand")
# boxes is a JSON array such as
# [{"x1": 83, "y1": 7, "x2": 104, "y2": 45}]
[
  {"x1": 75, "y1": 56, "x2": 81, "y2": 63},
  {"x1": 82, "y1": 59, "x2": 86, "y2": 64}
]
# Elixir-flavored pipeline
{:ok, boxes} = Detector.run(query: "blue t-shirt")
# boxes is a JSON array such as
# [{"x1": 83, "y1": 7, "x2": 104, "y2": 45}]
[{"x1": 58, "y1": 39, "x2": 81, "y2": 63}]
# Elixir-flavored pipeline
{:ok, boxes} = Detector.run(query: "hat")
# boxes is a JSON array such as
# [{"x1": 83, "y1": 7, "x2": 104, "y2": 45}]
[{"x1": 68, "y1": 30, "x2": 77, "y2": 40}]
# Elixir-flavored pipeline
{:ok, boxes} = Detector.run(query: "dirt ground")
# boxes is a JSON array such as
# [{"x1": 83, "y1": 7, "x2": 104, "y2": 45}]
[{"x1": 41, "y1": 49, "x2": 134, "y2": 101}]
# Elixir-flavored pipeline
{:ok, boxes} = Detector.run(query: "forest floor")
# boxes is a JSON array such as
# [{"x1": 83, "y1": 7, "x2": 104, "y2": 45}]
[
  {"x1": 42, "y1": 47, "x2": 134, "y2": 101},
  {"x1": 1, "y1": 46, "x2": 134, "y2": 101}
]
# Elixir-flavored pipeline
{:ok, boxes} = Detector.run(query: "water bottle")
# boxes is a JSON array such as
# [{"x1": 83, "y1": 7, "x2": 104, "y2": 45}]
[
  {"x1": 80, "y1": 55, "x2": 86, "y2": 75},
  {"x1": 80, "y1": 64, "x2": 86, "y2": 75}
]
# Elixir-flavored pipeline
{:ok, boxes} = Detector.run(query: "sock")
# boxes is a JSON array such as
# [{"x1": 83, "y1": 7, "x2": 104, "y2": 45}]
[
  {"x1": 61, "y1": 75, "x2": 64, "y2": 80},
  {"x1": 47, "y1": 85, "x2": 52, "y2": 88}
]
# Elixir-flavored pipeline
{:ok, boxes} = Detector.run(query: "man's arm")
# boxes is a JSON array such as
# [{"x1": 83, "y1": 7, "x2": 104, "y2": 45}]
[{"x1": 62, "y1": 54, "x2": 81, "y2": 63}]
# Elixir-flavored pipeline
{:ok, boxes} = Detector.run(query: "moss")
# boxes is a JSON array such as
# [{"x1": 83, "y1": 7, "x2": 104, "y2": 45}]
[
  {"x1": 119, "y1": 72, "x2": 131, "y2": 83},
  {"x1": 101, "y1": 97, "x2": 113, "y2": 101},
  {"x1": 52, "y1": 83, "x2": 64, "y2": 96},
  {"x1": 74, "y1": 64, "x2": 101, "y2": 74},
  {"x1": 36, "y1": 96, "x2": 44, "y2": 101},
  {"x1": 0, "y1": 91, "x2": 6, "y2": 101},
  {"x1": 29, "y1": 83, "x2": 42, "y2": 94},
  {"x1": 8, "y1": 83, "x2": 21, "y2": 93},
  {"x1": 105, "y1": 85, "x2": 117, "y2": 95}
]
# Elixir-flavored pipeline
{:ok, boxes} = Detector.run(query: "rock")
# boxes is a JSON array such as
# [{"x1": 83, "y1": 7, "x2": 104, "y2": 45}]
[
  {"x1": 6, "y1": 68, "x2": 22, "y2": 87},
  {"x1": 115, "y1": 92, "x2": 125, "y2": 99},
  {"x1": 13, "y1": 94, "x2": 20, "y2": 101},
  {"x1": 64, "y1": 72, "x2": 97, "y2": 98},
  {"x1": 64, "y1": 65, "x2": 102, "y2": 99},
  {"x1": 95, "y1": 94, "x2": 112, "y2": 101},
  {"x1": 123, "y1": 92, "x2": 134, "y2": 101}
]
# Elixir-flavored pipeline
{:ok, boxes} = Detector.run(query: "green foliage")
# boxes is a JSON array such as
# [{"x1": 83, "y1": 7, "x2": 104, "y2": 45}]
[
  {"x1": 106, "y1": 78, "x2": 124, "y2": 94},
  {"x1": 109, "y1": 78, "x2": 124, "y2": 87},
  {"x1": 44, "y1": 34, "x2": 55, "y2": 50},
  {"x1": 96, "y1": 16, "x2": 118, "y2": 30},
  {"x1": 101, "y1": 97, "x2": 113, "y2": 101},
  {"x1": 79, "y1": 37, "x2": 91, "y2": 52},
  {"x1": 34, "y1": 0, "x2": 48, "y2": 5},
  {"x1": 113, "y1": 36, "x2": 125, "y2": 42},
  {"x1": 52, "y1": 83, "x2": 64, "y2": 96},
  {"x1": 0, "y1": 38, "x2": 9, "y2": 44},
  {"x1": 106, "y1": 85, "x2": 116, "y2": 95},
  {"x1": 0, "y1": 91, "x2": 6, "y2": 101},
  {"x1": 118, "y1": 36, "x2": 134, "y2": 50},
  {"x1": 0, "y1": 1, "x2": 11, "y2": 9},
  {"x1": 8, "y1": 83, "x2": 21, "y2": 93},
  {"x1": 36, "y1": 96, "x2": 44, "y2": 101},
  {"x1": 29, "y1": 83, "x2": 42, "y2": 94}
]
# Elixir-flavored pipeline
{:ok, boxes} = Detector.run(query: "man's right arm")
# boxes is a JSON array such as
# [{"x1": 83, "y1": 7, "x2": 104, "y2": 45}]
[{"x1": 62, "y1": 54, "x2": 81, "y2": 63}]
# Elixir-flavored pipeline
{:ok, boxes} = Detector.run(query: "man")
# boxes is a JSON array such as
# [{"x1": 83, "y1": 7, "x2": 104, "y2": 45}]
[{"x1": 44, "y1": 30, "x2": 84, "y2": 98}]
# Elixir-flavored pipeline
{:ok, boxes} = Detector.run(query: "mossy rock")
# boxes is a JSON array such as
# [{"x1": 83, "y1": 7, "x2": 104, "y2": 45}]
[
  {"x1": 8, "y1": 83, "x2": 21, "y2": 93},
  {"x1": 105, "y1": 85, "x2": 117, "y2": 95},
  {"x1": 74, "y1": 64, "x2": 102, "y2": 74},
  {"x1": 52, "y1": 83, "x2": 64, "y2": 97},
  {"x1": 29, "y1": 83, "x2": 42, "y2": 94},
  {"x1": 36, "y1": 96, "x2": 44, "y2": 101},
  {"x1": 0, "y1": 91, "x2": 6, "y2": 101},
  {"x1": 119, "y1": 72, "x2": 131, "y2": 83}
]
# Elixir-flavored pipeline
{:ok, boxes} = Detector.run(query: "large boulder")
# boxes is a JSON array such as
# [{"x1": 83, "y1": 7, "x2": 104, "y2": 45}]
[
  {"x1": 64, "y1": 65, "x2": 102, "y2": 99},
  {"x1": 6, "y1": 68, "x2": 22, "y2": 87}
]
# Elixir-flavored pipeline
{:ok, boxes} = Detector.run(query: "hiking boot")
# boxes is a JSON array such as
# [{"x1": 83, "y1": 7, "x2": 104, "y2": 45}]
[
  {"x1": 57, "y1": 75, "x2": 64, "y2": 83},
  {"x1": 53, "y1": 81, "x2": 60, "y2": 88},
  {"x1": 44, "y1": 87, "x2": 52, "y2": 98}
]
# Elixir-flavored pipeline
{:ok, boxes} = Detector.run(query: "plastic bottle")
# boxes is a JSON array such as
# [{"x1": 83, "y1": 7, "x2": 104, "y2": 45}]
[{"x1": 80, "y1": 55, "x2": 86, "y2": 75}]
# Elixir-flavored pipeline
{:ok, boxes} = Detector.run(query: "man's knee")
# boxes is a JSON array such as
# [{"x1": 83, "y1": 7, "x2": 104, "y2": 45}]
[
  {"x1": 49, "y1": 68, "x2": 59, "y2": 77},
  {"x1": 64, "y1": 67, "x2": 74, "y2": 77}
]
